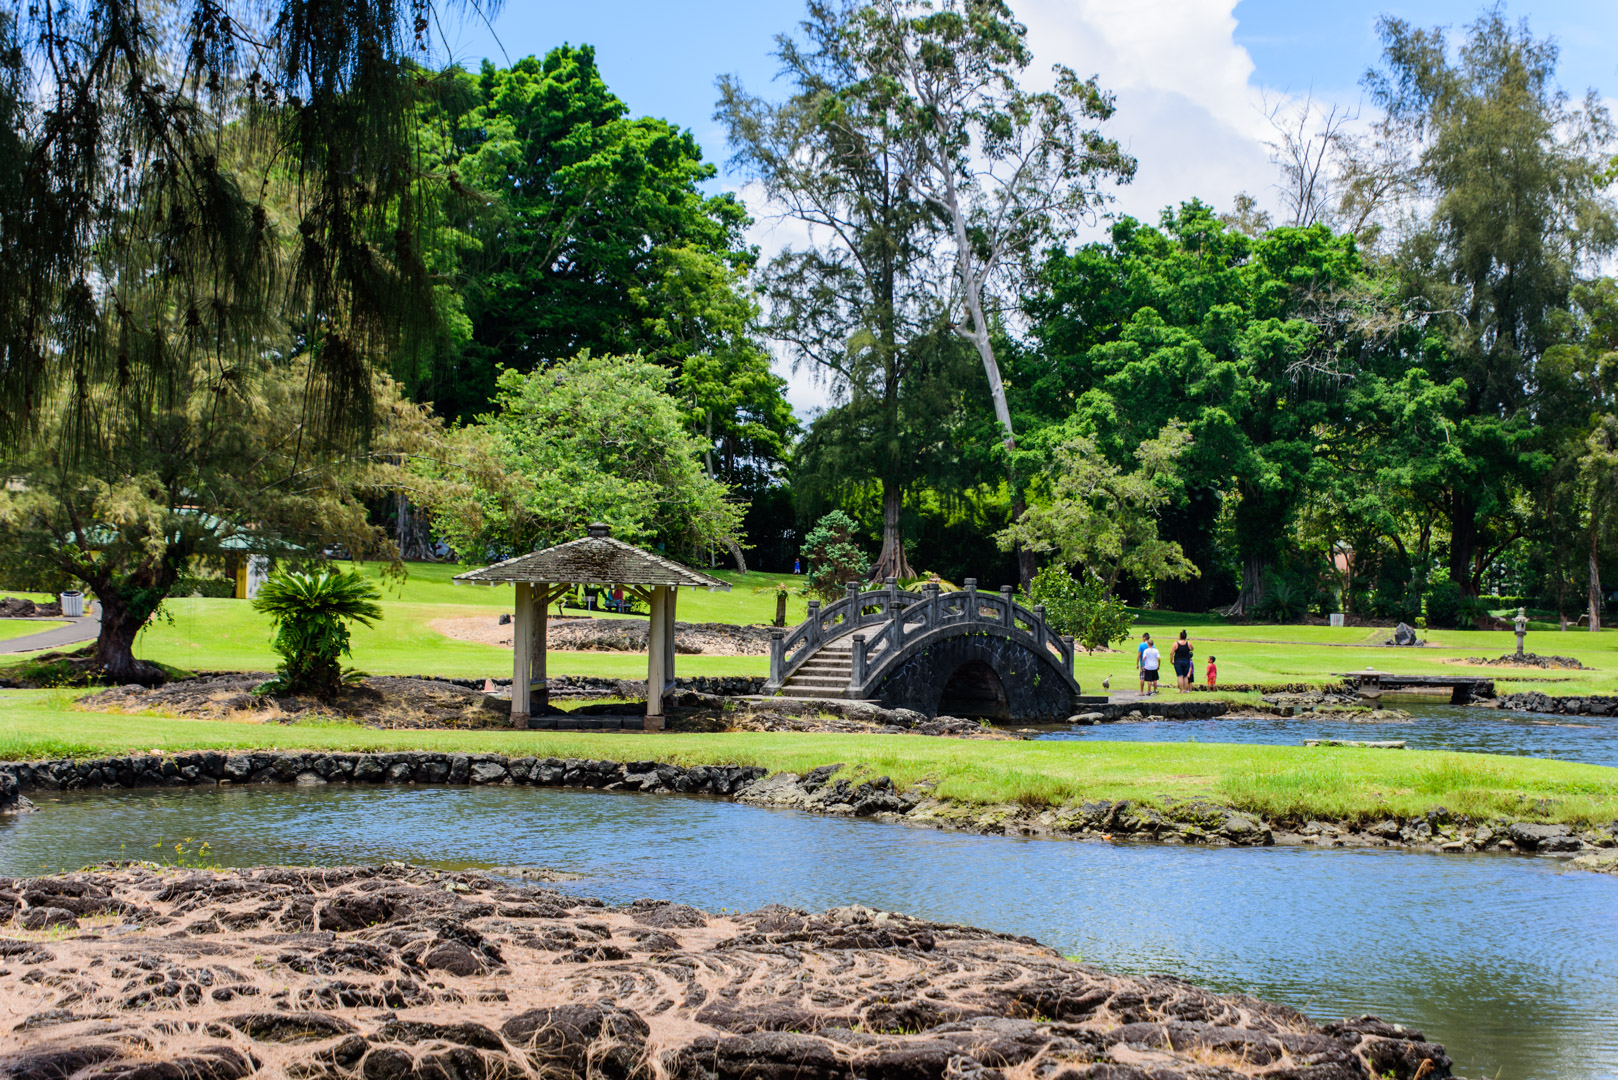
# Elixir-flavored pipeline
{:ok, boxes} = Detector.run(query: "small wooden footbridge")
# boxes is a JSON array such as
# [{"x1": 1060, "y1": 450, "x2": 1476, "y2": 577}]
[
  {"x1": 1345, "y1": 669, "x2": 1495, "y2": 704},
  {"x1": 764, "y1": 579, "x2": 1081, "y2": 720}
]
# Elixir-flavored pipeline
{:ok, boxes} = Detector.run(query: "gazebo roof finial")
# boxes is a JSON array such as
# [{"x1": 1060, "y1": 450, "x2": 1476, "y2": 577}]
[{"x1": 587, "y1": 522, "x2": 612, "y2": 539}]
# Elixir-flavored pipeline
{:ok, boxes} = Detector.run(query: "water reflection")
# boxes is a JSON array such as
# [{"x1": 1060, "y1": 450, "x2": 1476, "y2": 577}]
[
  {"x1": 1034, "y1": 703, "x2": 1618, "y2": 767},
  {"x1": 2, "y1": 783, "x2": 1615, "y2": 1080}
]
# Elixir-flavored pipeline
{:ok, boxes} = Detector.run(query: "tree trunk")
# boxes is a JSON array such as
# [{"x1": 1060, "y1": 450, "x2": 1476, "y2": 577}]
[
  {"x1": 1226, "y1": 553, "x2": 1270, "y2": 616},
  {"x1": 774, "y1": 591, "x2": 787, "y2": 628},
  {"x1": 91, "y1": 587, "x2": 170, "y2": 685},
  {"x1": 1448, "y1": 492, "x2": 1479, "y2": 597},
  {"x1": 725, "y1": 539, "x2": 748, "y2": 574},
  {"x1": 396, "y1": 492, "x2": 437, "y2": 562},
  {"x1": 1591, "y1": 523, "x2": 1603, "y2": 633},
  {"x1": 1012, "y1": 493, "x2": 1036, "y2": 593},
  {"x1": 934, "y1": 140, "x2": 1032, "y2": 593},
  {"x1": 871, "y1": 479, "x2": 914, "y2": 581}
]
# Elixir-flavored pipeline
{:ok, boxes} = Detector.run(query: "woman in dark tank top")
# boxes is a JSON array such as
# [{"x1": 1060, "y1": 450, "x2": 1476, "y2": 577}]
[{"x1": 1172, "y1": 630, "x2": 1194, "y2": 691}]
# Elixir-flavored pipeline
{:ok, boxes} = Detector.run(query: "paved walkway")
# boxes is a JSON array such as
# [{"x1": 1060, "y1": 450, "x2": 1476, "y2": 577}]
[{"x1": 0, "y1": 605, "x2": 100, "y2": 654}]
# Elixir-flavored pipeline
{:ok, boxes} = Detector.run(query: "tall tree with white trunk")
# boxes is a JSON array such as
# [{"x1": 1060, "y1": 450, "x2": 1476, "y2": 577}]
[{"x1": 852, "y1": 0, "x2": 1135, "y2": 587}]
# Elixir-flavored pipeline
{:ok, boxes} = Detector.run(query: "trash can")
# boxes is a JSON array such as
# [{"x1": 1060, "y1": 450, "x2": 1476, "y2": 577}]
[
  {"x1": 60, "y1": 590, "x2": 84, "y2": 618},
  {"x1": 1329, "y1": 612, "x2": 1344, "y2": 627}
]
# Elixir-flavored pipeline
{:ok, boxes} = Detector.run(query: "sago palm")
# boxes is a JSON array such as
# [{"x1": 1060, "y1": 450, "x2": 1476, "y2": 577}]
[{"x1": 252, "y1": 570, "x2": 384, "y2": 699}]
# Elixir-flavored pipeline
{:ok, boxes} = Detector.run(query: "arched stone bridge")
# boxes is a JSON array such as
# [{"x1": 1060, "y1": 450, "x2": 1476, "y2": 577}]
[{"x1": 764, "y1": 579, "x2": 1081, "y2": 721}]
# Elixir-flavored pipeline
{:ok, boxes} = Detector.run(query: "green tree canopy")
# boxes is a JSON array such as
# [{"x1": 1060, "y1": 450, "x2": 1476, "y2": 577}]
[
  {"x1": 433, "y1": 353, "x2": 743, "y2": 564},
  {"x1": 1023, "y1": 201, "x2": 1360, "y2": 609},
  {"x1": 1349, "y1": 11, "x2": 1618, "y2": 597},
  {"x1": 414, "y1": 47, "x2": 789, "y2": 451}
]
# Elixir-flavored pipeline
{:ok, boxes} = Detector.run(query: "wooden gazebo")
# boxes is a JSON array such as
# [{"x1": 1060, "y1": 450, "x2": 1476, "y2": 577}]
[{"x1": 453, "y1": 523, "x2": 730, "y2": 730}]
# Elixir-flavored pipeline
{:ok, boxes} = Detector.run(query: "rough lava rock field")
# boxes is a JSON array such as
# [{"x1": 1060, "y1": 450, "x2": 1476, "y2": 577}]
[{"x1": 0, "y1": 865, "x2": 1454, "y2": 1080}]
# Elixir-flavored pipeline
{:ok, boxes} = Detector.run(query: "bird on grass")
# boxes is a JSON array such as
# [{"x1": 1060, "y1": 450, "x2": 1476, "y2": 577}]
[{"x1": 1102, "y1": 676, "x2": 1111, "y2": 691}]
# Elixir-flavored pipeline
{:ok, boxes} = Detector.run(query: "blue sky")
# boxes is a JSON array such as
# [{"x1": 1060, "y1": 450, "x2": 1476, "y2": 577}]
[{"x1": 440, "y1": 0, "x2": 1618, "y2": 200}]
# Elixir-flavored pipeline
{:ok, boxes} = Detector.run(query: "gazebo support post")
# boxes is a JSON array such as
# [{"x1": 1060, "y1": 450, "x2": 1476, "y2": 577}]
[
  {"x1": 646, "y1": 585, "x2": 668, "y2": 731},
  {"x1": 511, "y1": 581, "x2": 533, "y2": 728},
  {"x1": 665, "y1": 586, "x2": 678, "y2": 695},
  {"x1": 532, "y1": 583, "x2": 549, "y2": 713}
]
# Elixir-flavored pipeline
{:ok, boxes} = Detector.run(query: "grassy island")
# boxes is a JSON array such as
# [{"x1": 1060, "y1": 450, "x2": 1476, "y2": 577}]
[{"x1": 4, "y1": 689, "x2": 1616, "y2": 828}]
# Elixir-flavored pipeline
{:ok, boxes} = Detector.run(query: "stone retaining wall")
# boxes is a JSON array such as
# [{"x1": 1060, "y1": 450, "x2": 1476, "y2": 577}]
[
  {"x1": 0, "y1": 751, "x2": 764, "y2": 807},
  {"x1": 1497, "y1": 691, "x2": 1618, "y2": 716},
  {"x1": 441, "y1": 675, "x2": 768, "y2": 698}
]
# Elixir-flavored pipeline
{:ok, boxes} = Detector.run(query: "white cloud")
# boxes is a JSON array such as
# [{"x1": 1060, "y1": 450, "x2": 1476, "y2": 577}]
[{"x1": 1011, "y1": 0, "x2": 1278, "y2": 230}]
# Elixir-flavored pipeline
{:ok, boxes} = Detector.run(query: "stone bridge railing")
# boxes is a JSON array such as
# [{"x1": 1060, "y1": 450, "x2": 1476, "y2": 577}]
[
  {"x1": 766, "y1": 578, "x2": 923, "y2": 688},
  {"x1": 766, "y1": 578, "x2": 1076, "y2": 695}
]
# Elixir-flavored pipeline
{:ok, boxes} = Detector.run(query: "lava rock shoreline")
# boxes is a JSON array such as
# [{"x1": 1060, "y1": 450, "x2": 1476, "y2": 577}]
[
  {"x1": 2, "y1": 751, "x2": 1614, "y2": 870},
  {"x1": 0, "y1": 864, "x2": 1453, "y2": 1080}
]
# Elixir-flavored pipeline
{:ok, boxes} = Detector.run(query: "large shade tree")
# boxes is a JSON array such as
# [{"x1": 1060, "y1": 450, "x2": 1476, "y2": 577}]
[
  {"x1": 1356, "y1": 11, "x2": 1617, "y2": 597},
  {"x1": 1023, "y1": 202, "x2": 1361, "y2": 611},
  {"x1": 0, "y1": 0, "x2": 484, "y2": 679},
  {"x1": 414, "y1": 49, "x2": 793, "y2": 462},
  {"x1": 430, "y1": 352, "x2": 745, "y2": 565},
  {"x1": 848, "y1": 0, "x2": 1134, "y2": 586},
  {"x1": 718, "y1": 1, "x2": 959, "y2": 580}
]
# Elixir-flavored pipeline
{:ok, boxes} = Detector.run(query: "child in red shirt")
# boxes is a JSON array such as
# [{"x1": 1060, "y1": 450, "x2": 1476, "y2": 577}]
[{"x1": 1206, "y1": 655, "x2": 1217, "y2": 690}]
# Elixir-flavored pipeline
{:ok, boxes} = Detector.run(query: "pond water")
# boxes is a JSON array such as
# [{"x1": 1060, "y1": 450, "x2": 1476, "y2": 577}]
[
  {"x1": 3, "y1": 783, "x2": 1616, "y2": 1080},
  {"x1": 1034, "y1": 703, "x2": 1618, "y2": 767}
]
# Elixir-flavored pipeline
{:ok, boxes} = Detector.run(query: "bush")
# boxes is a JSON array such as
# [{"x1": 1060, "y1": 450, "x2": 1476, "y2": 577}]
[
  {"x1": 1369, "y1": 583, "x2": 1421, "y2": 624},
  {"x1": 1257, "y1": 575, "x2": 1306, "y2": 622},
  {"x1": 800, "y1": 511, "x2": 869, "y2": 602},
  {"x1": 1028, "y1": 568, "x2": 1134, "y2": 654},
  {"x1": 1424, "y1": 581, "x2": 1463, "y2": 629},
  {"x1": 251, "y1": 569, "x2": 383, "y2": 699},
  {"x1": 175, "y1": 574, "x2": 236, "y2": 599}
]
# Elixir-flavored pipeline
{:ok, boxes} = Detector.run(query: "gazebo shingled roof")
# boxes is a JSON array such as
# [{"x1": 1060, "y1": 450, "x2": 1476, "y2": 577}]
[
  {"x1": 454, "y1": 527, "x2": 730, "y2": 590},
  {"x1": 452, "y1": 523, "x2": 728, "y2": 732}
]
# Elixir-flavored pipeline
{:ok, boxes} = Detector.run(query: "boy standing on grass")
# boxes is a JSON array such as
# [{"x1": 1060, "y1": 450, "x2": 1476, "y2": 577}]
[
  {"x1": 1141, "y1": 640, "x2": 1161, "y2": 696},
  {"x1": 1206, "y1": 655, "x2": 1217, "y2": 691},
  {"x1": 1136, "y1": 633, "x2": 1152, "y2": 694}
]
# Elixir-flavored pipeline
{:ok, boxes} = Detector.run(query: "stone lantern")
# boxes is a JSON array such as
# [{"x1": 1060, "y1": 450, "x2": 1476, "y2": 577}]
[{"x1": 1513, "y1": 607, "x2": 1528, "y2": 659}]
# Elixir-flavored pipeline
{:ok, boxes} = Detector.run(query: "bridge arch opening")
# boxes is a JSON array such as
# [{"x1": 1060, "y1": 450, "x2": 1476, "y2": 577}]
[{"x1": 938, "y1": 661, "x2": 1010, "y2": 720}]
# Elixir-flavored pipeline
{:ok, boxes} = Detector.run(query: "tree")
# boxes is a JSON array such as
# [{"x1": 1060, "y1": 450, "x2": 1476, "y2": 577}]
[
  {"x1": 847, "y1": 0, "x2": 1134, "y2": 587},
  {"x1": 1027, "y1": 567, "x2": 1132, "y2": 654},
  {"x1": 431, "y1": 352, "x2": 743, "y2": 564},
  {"x1": 0, "y1": 0, "x2": 472, "y2": 449},
  {"x1": 1359, "y1": 11, "x2": 1618, "y2": 596},
  {"x1": 1022, "y1": 202, "x2": 1361, "y2": 611},
  {"x1": 1579, "y1": 416, "x2": 1618, "y2": 631},
  {"x1": 996, "y1": 420, "x2": 1197, "y2": 594},
  {"x1": 0, "y1": 361, "x2": 445, "y2": 682},
  {"x1": 799, "y1": 510, "x2": 870, "y2": 601},
  {"x1": 414, "y1": 48, "x2": 791, "y2": 451},
  {"x1": 0, "y1": 1, "x2": 485, "y2": 680},
  {"x1": 253, "y1": 570, "x2": 384, "y2": 699},
  {"x1": 719, "y1": 2, "x2": 962, "y2": 580}
]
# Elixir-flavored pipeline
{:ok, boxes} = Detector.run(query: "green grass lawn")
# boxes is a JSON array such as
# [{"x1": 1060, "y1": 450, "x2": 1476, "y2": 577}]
[
  {"x1": 0, "y1": 620, "x2": 65, "y2": 641},
  {"x1": 3, "y1": 689, "x2": 1615, "y2": 826},
  {"x1": 120, "y1": 596, "x2": 766, "y2": 679},
  {"x1": 1078, "y1": 623, "x2": 1617, "y2": 697},
  {"x1": 1, "y1": 558, "x2": 1610, "y2": 694}
]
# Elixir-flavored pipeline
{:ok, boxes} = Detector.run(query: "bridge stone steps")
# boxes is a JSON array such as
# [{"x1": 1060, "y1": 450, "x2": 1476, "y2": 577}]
[{"x1": 777, "y1": 629, "x2": 883, "y2": 699}]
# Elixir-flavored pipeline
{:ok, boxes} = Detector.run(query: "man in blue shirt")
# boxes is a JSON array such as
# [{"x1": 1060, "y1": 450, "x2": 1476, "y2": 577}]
[{"x1": 1136, "y1": 632, "x2": 1152, "y2": 695}]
